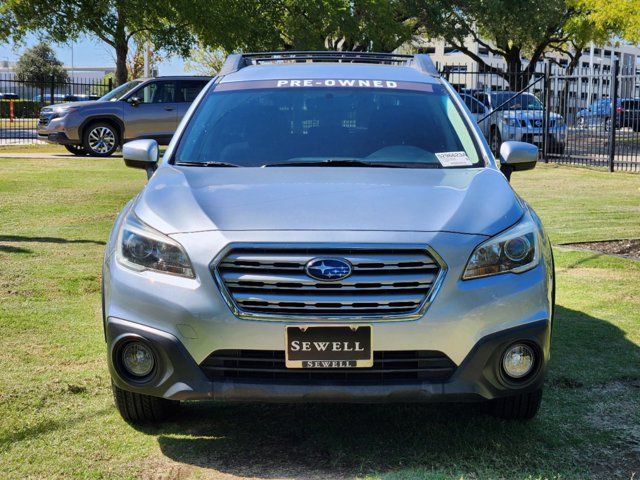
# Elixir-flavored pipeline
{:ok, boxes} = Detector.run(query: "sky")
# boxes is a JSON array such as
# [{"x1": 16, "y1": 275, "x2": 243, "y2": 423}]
[{"x1": 0, "y1": 34, "x2": 191, "y2": 76}]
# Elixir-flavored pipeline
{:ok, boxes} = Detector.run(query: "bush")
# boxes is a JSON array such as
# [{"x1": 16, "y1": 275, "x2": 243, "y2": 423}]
[{"x1": 0, "y1": 100, "x2": 41, "y2": 118}]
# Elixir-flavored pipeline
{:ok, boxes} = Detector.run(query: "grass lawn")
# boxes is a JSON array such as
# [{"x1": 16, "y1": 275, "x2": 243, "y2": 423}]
[
  {"x1": 0, "y1": 159, "x2": 639, "y2": 479},
  {"x1": 0, "y1": 143, "x2": 67, "y2": 154}
]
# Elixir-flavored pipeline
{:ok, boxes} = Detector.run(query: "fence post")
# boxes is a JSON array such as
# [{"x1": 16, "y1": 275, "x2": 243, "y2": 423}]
[
  {"x1": 542, "y1": 62, "x2": 551, "y2": 163},
  {"x1": 49, "y1": 74, "x2": 55, "y2": 105},
  {"x1": 608, "y1": 59, "x2": 619, "y2": 172},
  {"x1": 108, "y1": 77, "x2": 113, "y2": 92}
]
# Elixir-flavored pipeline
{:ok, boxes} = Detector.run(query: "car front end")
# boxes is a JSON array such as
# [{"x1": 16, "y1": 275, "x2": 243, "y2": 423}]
[
  {"x1": 37, "y1": 103, "x2": 85, "y2": 145},
  {"x1": 499, "y1": 111, "x2": 566, "y2": 152},
  {"x1": 103, "y1": 53, "x2": 554, "y2": 423}
]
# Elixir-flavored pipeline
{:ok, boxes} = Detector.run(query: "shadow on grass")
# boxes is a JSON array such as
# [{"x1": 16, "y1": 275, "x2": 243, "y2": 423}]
[
  {"x1": 0, "y1": 235, "x2": 105, "y2": 246},
  {"x1": 143, "y1": 305, "x2": 638, "y2": 478}
]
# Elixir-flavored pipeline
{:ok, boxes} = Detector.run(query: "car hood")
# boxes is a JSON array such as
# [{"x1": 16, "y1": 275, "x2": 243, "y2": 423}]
[
  {"x1": 134, "y1": 166, "x2": 524, "y2": 236},
  {"x1": 41, "y1": 100, "x2": 99, "y2": 111}
]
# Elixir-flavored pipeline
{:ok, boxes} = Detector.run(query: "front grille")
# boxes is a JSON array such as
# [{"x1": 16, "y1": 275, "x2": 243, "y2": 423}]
[
  {"x1": 214, "y1": 246, "x2": 442, "y2": 318},
  {"x1": 201, "y1": 349, "x2": 456, "y2": 384}
]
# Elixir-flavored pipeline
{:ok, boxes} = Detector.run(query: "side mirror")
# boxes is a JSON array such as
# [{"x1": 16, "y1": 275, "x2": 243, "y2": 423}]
[
  {"x1": 499, "y1": 141, "x2": 538, "y2": 181},
  {"x1": 123, "y1": 139, "x2": 158, "y2": 179},
  {"x1": 129, "y1": 96, "x2": 142, "y2": 106}
]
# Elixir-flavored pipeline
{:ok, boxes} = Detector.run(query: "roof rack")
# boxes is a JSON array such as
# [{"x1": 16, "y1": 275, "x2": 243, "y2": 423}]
[{"x1": 218, "y1": 51, "x2": 439, "y2": 77}]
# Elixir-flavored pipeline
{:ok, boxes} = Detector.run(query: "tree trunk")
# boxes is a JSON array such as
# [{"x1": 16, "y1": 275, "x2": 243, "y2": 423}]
[
  {"x1": 114, "y1": 14, "x2": 128, "y2": 85},
  {"x1": 115, "y1": 42, "x2": 128, "y2": 86}
]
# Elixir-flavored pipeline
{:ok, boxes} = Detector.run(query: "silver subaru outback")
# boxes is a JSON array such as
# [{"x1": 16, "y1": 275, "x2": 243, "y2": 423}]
[{"x1": 103, "y1": 52, "x2": 554, "y2": 424}]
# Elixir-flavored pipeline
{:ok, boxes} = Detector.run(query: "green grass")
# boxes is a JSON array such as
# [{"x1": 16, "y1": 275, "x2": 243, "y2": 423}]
[{"x1": 1, "y1": 160, "x2": 639, "y2": 479}]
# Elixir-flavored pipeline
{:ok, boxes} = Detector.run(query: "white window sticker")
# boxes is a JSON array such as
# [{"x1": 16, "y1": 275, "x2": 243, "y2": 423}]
[{"x1": 435, "y1": 151, "x2": 473, "y2": 167}]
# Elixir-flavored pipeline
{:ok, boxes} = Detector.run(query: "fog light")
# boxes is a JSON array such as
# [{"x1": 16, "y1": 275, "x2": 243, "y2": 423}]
[
  {"x1": 121, "y1": 342, "x2": 155, "y2": 377},
  {"x1": 502, "y1": 343, "x2": 535, "y2": 379}
]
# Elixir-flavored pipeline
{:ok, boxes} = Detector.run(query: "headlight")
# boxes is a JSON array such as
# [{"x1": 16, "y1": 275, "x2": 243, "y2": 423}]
[
  {"x1": 116, "y1": 211, "x2": 195, "y2": 278},
  {"x1": 51, "y1": 106, "x2": 77, "y2": 119},
  {"x1": 462, "y1": 214, "x2": 540, "y2": 280}
]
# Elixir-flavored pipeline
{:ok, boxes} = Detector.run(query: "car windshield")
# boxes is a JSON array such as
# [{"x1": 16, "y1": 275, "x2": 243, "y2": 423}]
[
  {"x1": 98, "y1": 80, "x2": 142, "y2": 102},
  {"x1": 490, "y1": 92, "x2": 543, "y2": 111},
  {"x1": 174, "y1": 82, "x2": 483, "y2": 168}
]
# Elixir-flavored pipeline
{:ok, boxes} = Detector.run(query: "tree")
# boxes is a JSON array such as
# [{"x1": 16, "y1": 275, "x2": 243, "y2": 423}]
[
  {"x1": 171, "y1": 0, "x2": 412, "y2": 53},
  {"x1": 578, "y1": 0, "x2": 640, "y2": 44},
  {"x1": 14, "y1": 42, "x2": 68, "y2": 102},
  {"x1": 402, "y1": 0, "x2": 612, "y2": 89},
  {"x1": 183, "y1": 45, "x2": 227, "y2": 76},
  {"x1": 127, "y1": 38, "x2": 164, "y2": 79},
  {"x1": 0, "y1": 0, "x2": 194, "y2": 85}
]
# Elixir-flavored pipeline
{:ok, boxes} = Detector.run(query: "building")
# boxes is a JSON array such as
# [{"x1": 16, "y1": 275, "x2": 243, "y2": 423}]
[
  {"x1": 0, "y1": 61, "x2": 115, "y2": 81},
  {"x1": 398, "y1": 37, "x2": 640, "y2": 116}
]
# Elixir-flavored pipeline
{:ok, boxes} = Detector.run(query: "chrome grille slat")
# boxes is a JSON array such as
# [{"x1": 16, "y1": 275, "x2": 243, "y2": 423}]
[
  {"x1": 233, "y1": 291, "x2": 425, "y2": 305},
  {"x1": 221, "y1": 271, "x2": 436, "y2": 290},
  {"x1": 214, "y1": 245, "x2": 443, "y2": 319}
]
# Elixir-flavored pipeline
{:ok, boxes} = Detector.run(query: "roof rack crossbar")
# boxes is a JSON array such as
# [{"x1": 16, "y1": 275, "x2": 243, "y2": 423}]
[{"x1": 219, "y1": 51, "x2": 439, "y2": 78}]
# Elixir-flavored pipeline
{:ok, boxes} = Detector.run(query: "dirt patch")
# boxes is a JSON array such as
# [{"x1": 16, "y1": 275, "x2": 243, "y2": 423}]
[{"x1": 563, "y1": 239, "x2": 640, "y2": 260}]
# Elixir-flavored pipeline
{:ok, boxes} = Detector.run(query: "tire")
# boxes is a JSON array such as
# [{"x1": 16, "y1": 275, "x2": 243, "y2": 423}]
[
  {"x1": 490, "y1": 127, "x2": 502, "y2": 156},
  {"x1": 83, "y1": 122, "x2": 119, "y2": 157},
  {"x1": 549, "y1": 141, "x2": 565, "y2": 155},
  {"x1": 577, "y1": 117, "x2": 585, "y2": 129},
  {"x1": 490, "y1": 388, "x2": 543, "y2": 420},
  {"x1": 64, "y1": 144, "x2": 88, "y2": 156},
  {"x1": 111, "y1": 382, "x2": 178, "y2": 424},
  {"x1": 604, "y1": 117, "x2": 611, "y2": 133}
]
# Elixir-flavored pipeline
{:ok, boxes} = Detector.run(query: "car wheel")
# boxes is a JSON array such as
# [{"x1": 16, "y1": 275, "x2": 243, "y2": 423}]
[
  {"x1": 604, "y1": 117, "x2": 611, "y2": 133},
  {"x1": 549, "y1": 141, "x2": 565, "y2": 155},
  {"x1": 111, "y1": 382, "x2": 178, "y2": 424},
  {"x1": 577, "y1": 117, "x2": 585, "y2": 129},
  {"x1": 64, "y1": 144, "x2": 88, "y2": 156},
  {"x1": 83, "y1": 122, "x2": 119, "y2": 157},
  {"x1": 490, "y1": 128, "x2": 502, "y2": 156},
  {"x1": 490, "y1": 388, "x2": 542, "y2": 420}
]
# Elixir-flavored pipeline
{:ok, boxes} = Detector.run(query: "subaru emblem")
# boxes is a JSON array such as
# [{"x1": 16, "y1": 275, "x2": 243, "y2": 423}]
[{"x1": 305, "y1": 258, "x2": 353, "y2": 282}]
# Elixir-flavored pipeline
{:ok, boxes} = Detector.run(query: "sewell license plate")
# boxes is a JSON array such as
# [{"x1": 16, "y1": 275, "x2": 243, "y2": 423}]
[{"x1": 285, "y1": 325, "x2": 373, "y2": 368}]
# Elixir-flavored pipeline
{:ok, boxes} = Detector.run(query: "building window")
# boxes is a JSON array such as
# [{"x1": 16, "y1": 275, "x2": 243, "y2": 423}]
[
  {"x1": 604, "y1": 49, "x2": 612, "y2": 57},
  {"x1": 443, "y1": 45, "x2": 457, "y2": 54},
  {"x1": 582, "y1": 62, "x2": 590, "y2": 69},
  {"x1": 593, "y1": 48, "x2": 601, "y2": 56},
  {"x1": 478, "y1": 47, "x2": 489, "y2": 56},
  {"x1": 418, "y1": 47, "x2": 436, "y2": 54}
]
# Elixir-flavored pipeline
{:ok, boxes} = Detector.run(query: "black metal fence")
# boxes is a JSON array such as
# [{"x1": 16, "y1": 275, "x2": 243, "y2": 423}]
[
  {"x1": 0, "y1": 74, "x2": 113, "y2": 145},
  {"x1": 441, "y1": 61, "x2": 640, "y2": 173},
  {"x1": 1, "y1": 64, "x2": 639, "y2": 172}
]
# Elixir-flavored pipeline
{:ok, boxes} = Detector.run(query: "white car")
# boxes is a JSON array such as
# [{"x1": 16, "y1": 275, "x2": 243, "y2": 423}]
[{"x1": 461, "y1": 91, "x2": 566, "y2": 155}]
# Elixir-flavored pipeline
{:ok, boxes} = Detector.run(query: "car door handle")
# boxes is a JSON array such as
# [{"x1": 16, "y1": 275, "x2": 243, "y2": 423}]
[{"x1": 163, "y1": 106, "x2": 175, "y2": 111}]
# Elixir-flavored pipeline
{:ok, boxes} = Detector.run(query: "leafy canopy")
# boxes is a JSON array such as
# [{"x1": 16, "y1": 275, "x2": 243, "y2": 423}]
[{"x1": 14, "y1": 42, "x2": 68, "y2": 87}]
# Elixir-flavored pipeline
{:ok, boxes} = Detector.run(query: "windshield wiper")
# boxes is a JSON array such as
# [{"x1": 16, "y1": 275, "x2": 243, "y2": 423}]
[
  {"x1": 263, "y1": 158, "x2": 412, "y2": 168},
  {"x1": 175, "y1": 161, "x2": 239, "y2": 167}
]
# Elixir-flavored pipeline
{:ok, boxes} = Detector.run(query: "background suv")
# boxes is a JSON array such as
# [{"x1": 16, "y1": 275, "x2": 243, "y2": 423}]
[
  {"x1": 461, "y1": 91, "x2": 567, "y2": 155},
  {"x1": 37, "y1": 76, "x2": 210, "y2": 156}
]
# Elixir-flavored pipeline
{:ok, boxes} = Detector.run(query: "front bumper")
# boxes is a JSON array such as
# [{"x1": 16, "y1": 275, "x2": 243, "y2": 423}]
[
  {"x1": 107, "y1": 316, "x2": 550, "y2": 402},
  {"x1": 104, "y1": 228, "x2": 554, "y2": 403},
  {"x1": 37, "y1": 131, "x2": 76, "y2": 145}
]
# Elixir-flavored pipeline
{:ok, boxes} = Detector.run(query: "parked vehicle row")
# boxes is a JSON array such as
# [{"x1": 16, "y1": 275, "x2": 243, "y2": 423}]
[
  {"x1": 36, "y1": 76, "x2": 211, "y2": 156},
  {"x1": 576, "y1": 98, "x2": 640, "y2": 131}
]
